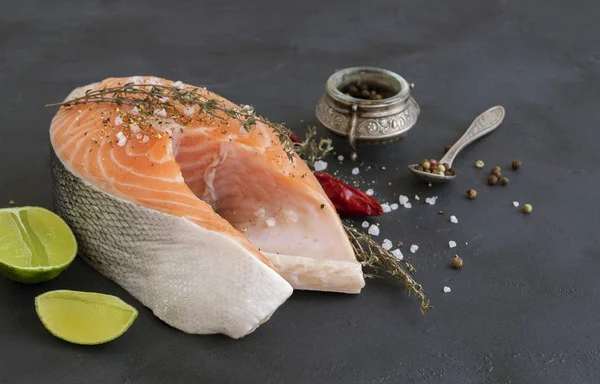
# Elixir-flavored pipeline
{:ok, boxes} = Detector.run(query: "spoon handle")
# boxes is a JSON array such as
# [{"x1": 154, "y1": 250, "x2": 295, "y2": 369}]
[{"x1": 439, "y1": 106, "x2": 505, "y2": 167}]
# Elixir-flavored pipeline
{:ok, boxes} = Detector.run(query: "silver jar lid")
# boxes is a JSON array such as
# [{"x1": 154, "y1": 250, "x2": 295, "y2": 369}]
[{"x1": 316, "y1": 67, "x2": 420, "y2": 159}]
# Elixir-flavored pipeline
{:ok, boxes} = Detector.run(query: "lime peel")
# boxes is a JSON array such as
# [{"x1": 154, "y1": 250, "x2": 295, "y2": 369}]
[{"x1": 35, "y1": 290, "x2": 138, "y2": 345}]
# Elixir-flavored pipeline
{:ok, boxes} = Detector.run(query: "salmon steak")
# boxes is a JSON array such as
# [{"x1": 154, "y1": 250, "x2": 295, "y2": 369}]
[{"x1": 49, "y1": 76, "x2": 365, "y2": 338}]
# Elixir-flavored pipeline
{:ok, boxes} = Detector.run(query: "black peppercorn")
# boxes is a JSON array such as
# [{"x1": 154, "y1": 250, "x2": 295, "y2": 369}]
[
  {"x1": 501, "y1": 177, "x2": 509, "y2": 185},
  {"x1": 488, "y1": 175, "x2": 498, "y2": 185},
  {"x1": 467, "y1": 189, "x2": 477, "y2": 199},
  {"x1": 512, "y1": 160, "x2": 522, "y2": 170}
]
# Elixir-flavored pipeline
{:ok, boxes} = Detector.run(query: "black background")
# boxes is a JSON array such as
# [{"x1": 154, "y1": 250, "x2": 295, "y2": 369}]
[{"x1": 1, "y1": 1, "x2": 599, "y2": 383}]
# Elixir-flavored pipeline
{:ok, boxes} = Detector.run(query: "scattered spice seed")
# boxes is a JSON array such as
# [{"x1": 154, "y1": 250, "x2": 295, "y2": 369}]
[
  {"x1": 522, "y1": 204, "x2": 532, "y2": 214},
  {"x1": 467, "y1": 189, "x2": 477, "y2": 199},
  {"x1": 491, "y1": 167, "x2": 502, "y2": 178},
  {"x1": 512, "y1": 160, "x2": 522, "y2": 170},
  {"x1": 451, "y1": 255, "x2": 463, "y2": 269},
  {"x1": 475, "y1": 160, "x2": 484, "y2": 168},
  {"x1": 320, "y1": 204, "x2": 325, "y2": 209},
  {"x1": 438, "y1": 210, "x2": 444, "y2": 214},
  {"x1": 9, "y1": 200, "x2": 14, "y2": 205},
  {"x1": 414, "y1": 195, "x2": 420, "y2": 201},
  {"x1": 397, "y1": 241, "x2": 404, "y2": 247},
  {"x1": 488, "y1": 175, "x2": 499, "y2": 185},
  {"x1": 501, "y1": 177, "x2": 509, "y2": 185}
]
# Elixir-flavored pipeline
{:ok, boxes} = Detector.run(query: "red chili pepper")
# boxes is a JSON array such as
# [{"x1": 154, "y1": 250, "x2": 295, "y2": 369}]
[
  {"x1": 289, "y1": 132, "x2": 303, "y2": 143},
  {"x1": 314, "y1": 172, "x2": 383, "y2": 217}
]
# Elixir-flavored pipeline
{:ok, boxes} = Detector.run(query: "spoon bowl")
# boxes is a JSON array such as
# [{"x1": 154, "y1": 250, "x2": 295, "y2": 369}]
[
  {"x1": 408, "y1": 165, "x2": 456, "y2": 184},
  {"x1": 408, "y1": 105, "x2": 505, "y2": 184}
]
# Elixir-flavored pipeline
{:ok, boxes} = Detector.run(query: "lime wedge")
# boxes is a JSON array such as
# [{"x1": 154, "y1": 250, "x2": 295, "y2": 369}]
[
  {"x1": 0, "y1": 206, "x2": 77, "y2": 283},
  {"x1": 35, "y1": 290, "x2": 138, "y2": 345}
]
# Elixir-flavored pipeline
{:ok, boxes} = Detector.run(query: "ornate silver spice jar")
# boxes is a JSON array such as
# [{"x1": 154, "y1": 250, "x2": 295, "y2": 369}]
[{"x1": 316, "y1": 67, "x2": 420, "y2": 159}]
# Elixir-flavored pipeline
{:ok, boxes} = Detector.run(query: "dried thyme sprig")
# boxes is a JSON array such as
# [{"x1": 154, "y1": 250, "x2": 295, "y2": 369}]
[
  {"x1": 345, "y1": 225, "x2": 431, "y2": 314},
  {"x1": 45, "y1": 82, "x2": 296, "y2": 160},
  {"x1": 293, "y1": 125, "x2": 334, "y2": 163}
]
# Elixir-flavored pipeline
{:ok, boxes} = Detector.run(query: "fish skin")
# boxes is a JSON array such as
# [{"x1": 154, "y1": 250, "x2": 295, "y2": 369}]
[{"x1": 51, "y1": 153, "x2": 292, "y2": 338}]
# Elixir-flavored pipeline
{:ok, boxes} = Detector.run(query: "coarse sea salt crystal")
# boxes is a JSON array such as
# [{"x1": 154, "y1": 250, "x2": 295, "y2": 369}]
[
  {"x1": 391, "y1": 249, "x2": 404, "y2": 260},
  {"x1": 154, "y1": 108, "x2": 167, "y2": 117},
  {"x1": 399, "y1": 195, "x2": 409, "y2": 205},
  {"x1": 351, "y1": 167, "x2": 360, "y2": 175},
  {"x1": 116, "y1": 132, "x2": 127, "y2": 147},
  {"x1": 338, "y1": 155, "x2": 344, "y2": 161},
  {"x1": 425, "y1": 197, "x2": 437, "y2": 205},
  {"x1": 443, "y1": 286, "x2": 451, "y2": 293},
  {"x1": 449, "y1": 241, "x2": 457, "y2": 248},
  {"x1": 183, "y1": 106, "x2": 195, "y2": 116},
  {"x1": 513, "y1": 201, "x2": 519, "y2": 207},
  {"x1": 114, "y1": 116, "x2": 123, "y2": 126},
  {"x1": 403, "y1": 202, "x2": 412, "y2": 209},
  {"x1": 130, "y1": 124, "x2": 141, "y2": 134},
  {"x1": 390, "y1": 203, "x2": 399, "y2": 210},
  {"x1": 450, "y1": 215, "x2": 458, "y2": 224},
  {"x1": 410, "y1": 244, "x2": 419, "y2": 253},
  {"x1": 173, "y1": 80, "x2": 184, "y2": 89},
  {"x1": 313, "y1": 160, "x2": 328, "y2": 171},
  {"x1": 382, "y1": 239, "x2": 393, "y2": 250},
  {"x1": 265, "y1": 217, "x2": 277, "y2": 227},
  {"x1": 159, "y1": 97, "x2": 169, "y2": 103},
  {"x1": 366, "y1": 189, "x2": 374, "y2": 196},
  {"x1": 130, "y1": 106, "x2": 139, "y2": 115},
  {"x1": 381, "y1": 204, "x2": 391, "y2": 213},
  {"x1": 362, "y1": 221, "x2": 369, "y2": 228},
  {"x1": 142, "y1": 135, "x2": 150, "y2": 143},
  {"x1": 368, "y1": 224, "x2": 380, "y2": 236}
]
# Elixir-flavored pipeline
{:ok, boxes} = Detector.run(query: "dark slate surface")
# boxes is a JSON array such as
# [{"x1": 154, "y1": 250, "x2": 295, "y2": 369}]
[{"x1": 1, "y1": 0, "x2": 599, "y2": 383}]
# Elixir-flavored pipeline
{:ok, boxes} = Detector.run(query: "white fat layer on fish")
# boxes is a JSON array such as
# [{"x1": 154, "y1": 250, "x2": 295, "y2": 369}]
[
  {"x1": 202, "y1": 143, "x2": 237, "y2": 205},
  {"x1": 263, "y1": 252, "x2": 364, "y2": 294},
  {"x1": 51, "y1": 155, "x2": 292, "y2": 339}
]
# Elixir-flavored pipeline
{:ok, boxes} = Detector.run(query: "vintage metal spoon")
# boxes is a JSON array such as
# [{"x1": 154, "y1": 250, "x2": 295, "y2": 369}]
[{"x1": 408, "y1": 105, "x2": 505, "y2": 184}]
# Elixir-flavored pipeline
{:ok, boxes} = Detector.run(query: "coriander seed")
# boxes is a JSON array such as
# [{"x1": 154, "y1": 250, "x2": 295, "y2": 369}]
[
  {"x1": 501, "y1": 177, "x2": 509, "y2": 185},
  {"x1": 488, "y1": 174, "x2": 498, "y2": 185},
  {"x1": 475, "y1": 160, "x2": 484, "y2": 168},
  {"x1": 466, "y1": 189, "x2": 477, "y2": 199},
  {"x1": 512, "y1": 160, "x2": 522, "y2": 170},
  {"x1": 522, "y1": 204, "x2": 532, "y2": 213},
  {"x1": 451, "y1": 255, "x2": 463, "y2": 269}
]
